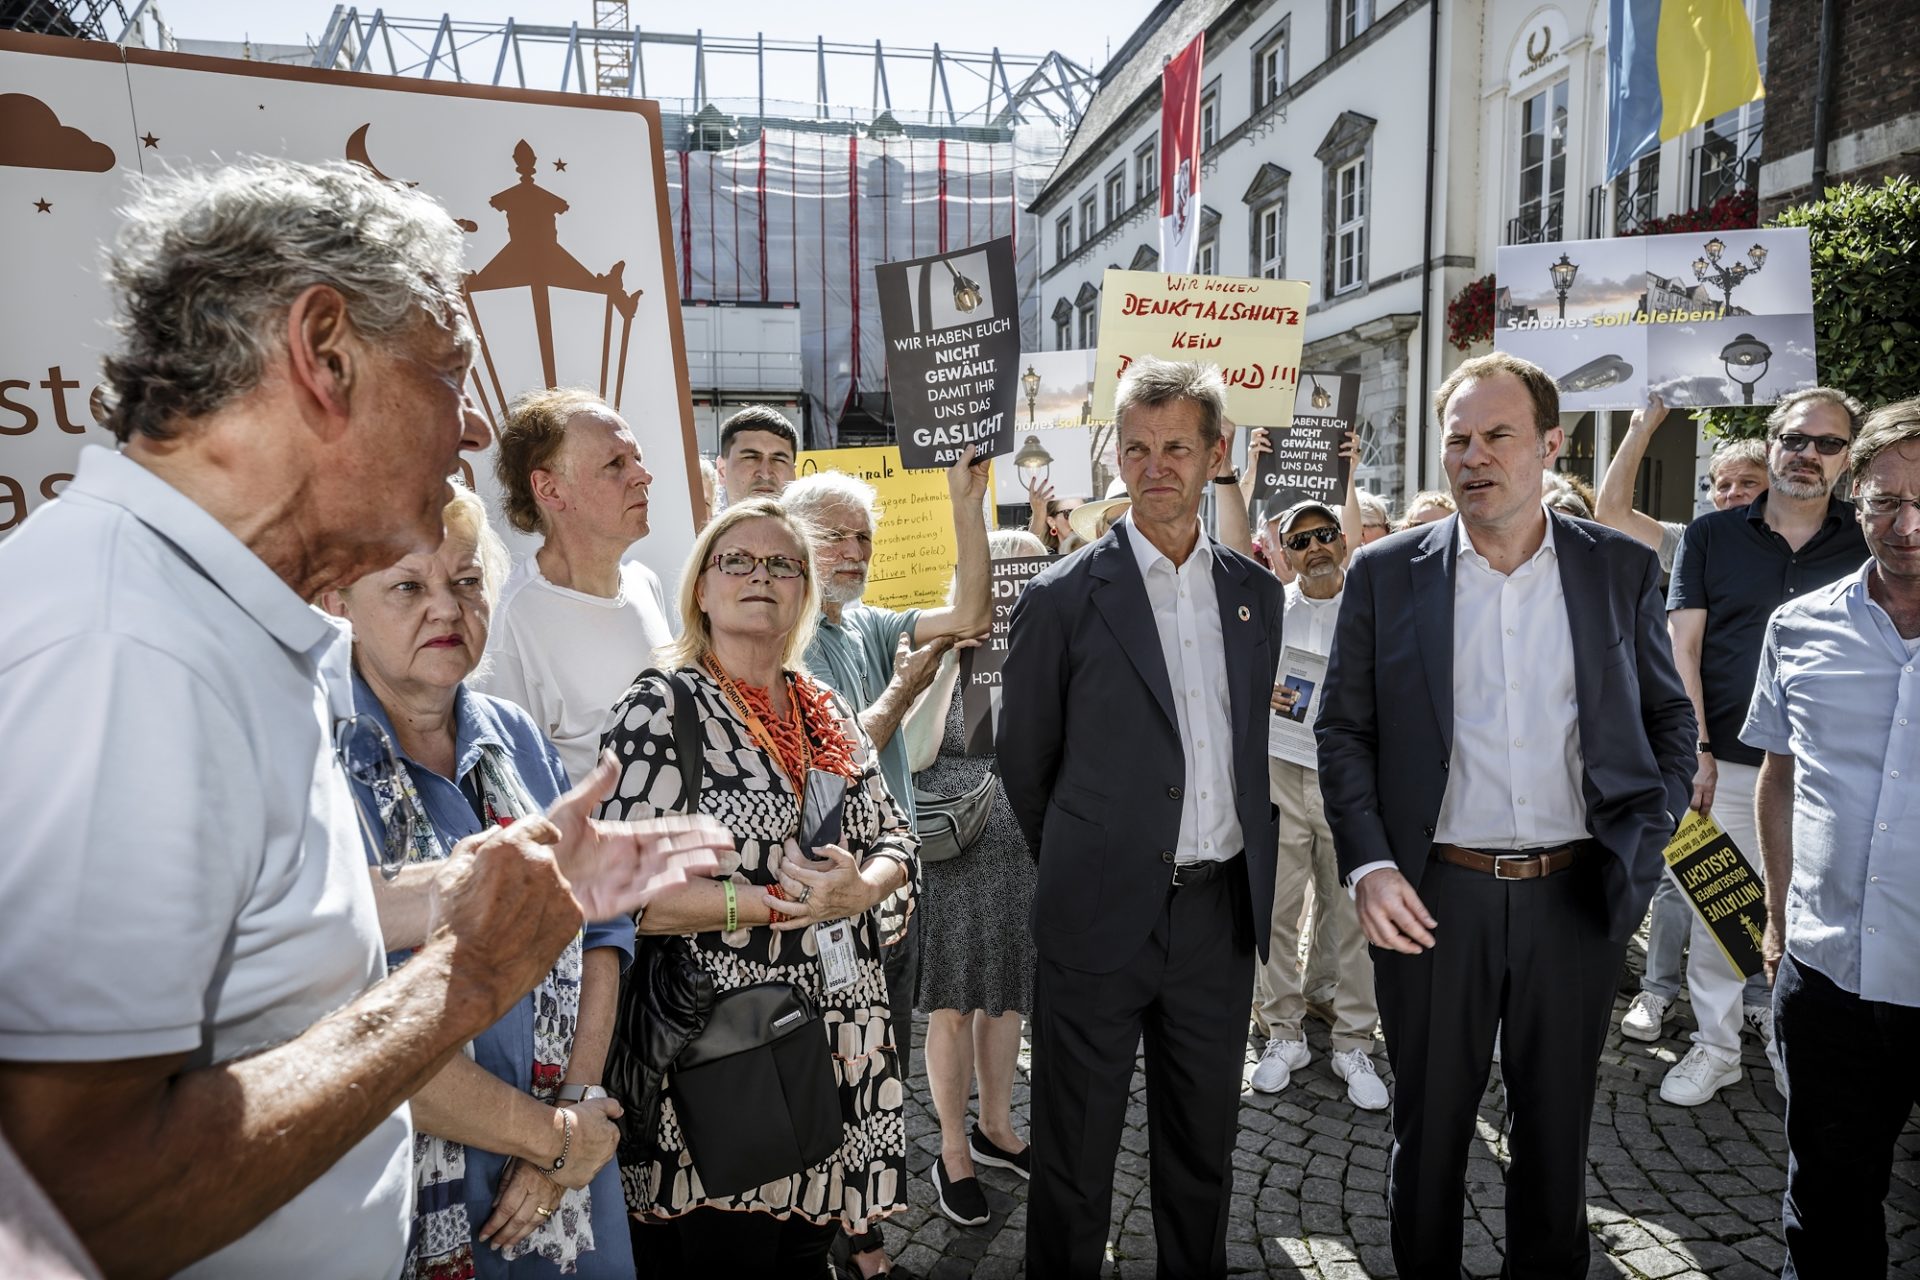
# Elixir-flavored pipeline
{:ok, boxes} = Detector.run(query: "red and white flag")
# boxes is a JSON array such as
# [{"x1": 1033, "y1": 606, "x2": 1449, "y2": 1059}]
[{"x1": 1159, "y1": 32, "x2": 1206, "y2": 274}]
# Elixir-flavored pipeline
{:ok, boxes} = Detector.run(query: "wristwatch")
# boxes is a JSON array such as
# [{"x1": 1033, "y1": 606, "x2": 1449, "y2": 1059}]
[
  {"x1": 557, "y1": 1083, "x2": 608, "y2": 1103},
  {"x1": 1696, "y1": 741, "x2": 1713, "y2": 754},
  {"x1": 1212, "y1": 470, "x2": 1241, "y2": 486}
]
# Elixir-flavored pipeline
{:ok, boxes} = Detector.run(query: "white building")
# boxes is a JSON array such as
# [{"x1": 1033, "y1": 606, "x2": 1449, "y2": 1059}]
[{"x1": 1035, "y1": 0, "x2": 1768, "y2": 517}]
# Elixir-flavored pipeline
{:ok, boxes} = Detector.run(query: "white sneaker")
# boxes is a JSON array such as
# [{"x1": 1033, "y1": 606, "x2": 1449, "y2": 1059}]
[
  {"x1": 1250, "y1": 1036, "x2": 1310, "y2": 1093},
  {"x1": 1743, "y1": 1002, "x2": 1775, "y2": 1045},
  {"x1": 1659, "y1": 1044, "x2": 1743, "y2": 1106},
  {"x1": 1621, "y1": 991, "x2": 1673, "y2": 1043},
  {"x1": 1331, "y1": 1048, "x2": 1390, "y2": 1111}
]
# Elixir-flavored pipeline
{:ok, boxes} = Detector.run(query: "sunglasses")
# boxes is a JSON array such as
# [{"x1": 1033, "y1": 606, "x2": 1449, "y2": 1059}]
[
  {"x1": 333, "y1": 714, "x2": 417, "y2": 880},
  {"x1": 1774, "y1": 432, "x2": 1849, "y2": 457},
  {"x1": 1283, "y1": 526, "x2": 1342, "y2": 552},
  {"x1": 709, "y1": 551, "x2": 807, "y2": 579}
]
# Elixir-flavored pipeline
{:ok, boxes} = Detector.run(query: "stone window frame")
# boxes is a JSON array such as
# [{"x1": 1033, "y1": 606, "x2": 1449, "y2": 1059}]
[
  {"x1": 1241, "y1": 163, "x2": 1291, "y2": 280},
  {"x1": 1051, "y1": 296, "x2": 1074, "y2": 351},
  {"x1": 1129, "y1": 243, "x2": 1161, "y2": 271},
  {"x1": 1103, "y1": 165, "x2": 1128, "y2": 224},
  {"x1": 1197, "y1": 204, "x2": 1221, "y2": 275},
  {"x1": 1251, "y1": 17, "x2": 1291, "y2": 113},
  {"x1": 1316, "y1": 110, "x2": 1377, "y2": 301},
  {"x1": 1333, "y1": 156, "x2": 1368, "y2": 293},
  {"x1": 1075, "y1": 280, "x2": 1100, "y2": 348},
  {"x1": 1200, "y1": 82, "x2": 1220, "y2": 151},
  {"x1": 1330, "y1": 0, "x2": 1373, "y2": 53},
  {"x1": 1055, "y1": 213, "x2": 1073, "y2": 264},
  {"x1": 1134, "y1": 138, "x2": 1158, "y2": 204}
]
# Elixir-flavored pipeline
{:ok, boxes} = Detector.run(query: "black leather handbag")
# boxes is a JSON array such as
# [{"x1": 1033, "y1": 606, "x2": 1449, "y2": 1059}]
[
  {"x1": 912, "y1": 765, "x2": 997, "y2": 864},
  {"x1": 668, "y1": 980, "x2": 843, "y2": 1197}
]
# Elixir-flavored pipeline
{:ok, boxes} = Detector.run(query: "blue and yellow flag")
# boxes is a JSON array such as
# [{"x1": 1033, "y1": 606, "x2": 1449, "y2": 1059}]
[{"x1": 1606, "y1": 0, "x2": 1764, "y2": 180}]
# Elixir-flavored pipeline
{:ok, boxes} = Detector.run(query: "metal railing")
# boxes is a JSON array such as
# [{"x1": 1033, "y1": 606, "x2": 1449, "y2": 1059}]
[
  {"x1": 1688, "y1": 127, "x2": 1762, "y2": 211},
  {"x1": 1505, "y1": 203, "x2": 1564, "y2": 245},
  {"x1": 1586, "y1": 171, "x2": 1659, "y2": 239}
]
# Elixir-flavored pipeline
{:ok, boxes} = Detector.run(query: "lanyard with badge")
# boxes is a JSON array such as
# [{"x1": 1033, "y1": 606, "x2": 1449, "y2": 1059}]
[{"x1": 703, "y1": 656, "x2": 859, "y2": 991}]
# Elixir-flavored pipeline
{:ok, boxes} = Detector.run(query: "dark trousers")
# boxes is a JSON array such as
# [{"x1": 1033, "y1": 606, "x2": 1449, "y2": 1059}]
[
  {"x1": 1027, "y1": 865, "x2": 1255, "y2": 1280},
  {"x1": 1370, "y1": 855, "x2": 1625, "y2": 1280},
  {"x1": 633, "y1": 1207, "x2": 838, "y2": 1279},
  {"x1": 1776, "y1": 951, "x2": 1920, "y2": 1279}
]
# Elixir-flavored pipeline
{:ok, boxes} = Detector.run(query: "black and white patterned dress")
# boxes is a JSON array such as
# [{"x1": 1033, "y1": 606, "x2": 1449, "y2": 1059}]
[
  {"x1": 913, "y1": 694, "x2": 1037, "y2": 1016},
  {"x1": 598, "y1": 667, "x2": 916, "y2": 1233}
]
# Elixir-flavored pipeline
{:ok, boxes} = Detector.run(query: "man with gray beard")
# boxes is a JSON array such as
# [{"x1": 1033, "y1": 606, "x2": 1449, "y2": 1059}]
[{"x1": 1660, "y1": 387, "x2": 1869, "y2": 1106}]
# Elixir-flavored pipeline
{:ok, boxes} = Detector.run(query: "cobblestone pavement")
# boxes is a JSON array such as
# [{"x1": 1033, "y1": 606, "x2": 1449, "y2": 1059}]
[{"x1": 863, "y1": 946, "x2": 1920, "y2": 1278}]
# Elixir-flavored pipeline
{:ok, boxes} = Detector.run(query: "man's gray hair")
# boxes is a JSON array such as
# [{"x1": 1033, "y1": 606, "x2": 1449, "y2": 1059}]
[
  {"x1": 1113, "y1": 357, "x2": 1227, "y2": 446},
  {"x1": 1764, "y1": 386, "x2": 1866, "y2": 441},
  {"x1": 782, "y1": 470, "x2": 882, "y2": 528},
  {"x1": 102, "y1": 157, "x2": 471, "y2": 444},
  {"x1": 1707, "y1": 437, "x2": 1767, "y2": 479},
  {"x1": 1849, "y1": 396, "x2": 1920, "y2": 487}
]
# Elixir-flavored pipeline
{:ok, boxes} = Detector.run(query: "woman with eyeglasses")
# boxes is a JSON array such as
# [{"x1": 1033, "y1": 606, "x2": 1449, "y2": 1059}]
[
  {"x1": 322, "y1": 482, "x2": 636, "y2": 1280},
  {"x1": 597, "y1": 497, "x2": 916, "y2": 1279}
]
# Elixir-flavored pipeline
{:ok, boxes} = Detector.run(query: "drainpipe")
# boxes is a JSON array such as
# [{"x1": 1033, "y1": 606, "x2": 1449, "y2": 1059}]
[
  {"x1": 1809, "y1": 0, "x2": 1838, "y2": 196},
  {"x1": 1416, "y1": 0, "x2": 1441, "y2": 490}
]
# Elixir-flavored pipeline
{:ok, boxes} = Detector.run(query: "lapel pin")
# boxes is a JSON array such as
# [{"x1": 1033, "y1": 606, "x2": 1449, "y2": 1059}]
[{"x1": 1237, "y1": 605, "x2": 1250, "y2": 621}]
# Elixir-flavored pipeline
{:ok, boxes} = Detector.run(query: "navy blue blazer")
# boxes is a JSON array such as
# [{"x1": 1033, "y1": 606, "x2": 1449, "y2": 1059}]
[
  {"x1": 1315, "y1": 512, "x2": 1696, "y2": 942},
  {"x1": 1000, "y1": 521, "x2": 1286, "y2": 974}
]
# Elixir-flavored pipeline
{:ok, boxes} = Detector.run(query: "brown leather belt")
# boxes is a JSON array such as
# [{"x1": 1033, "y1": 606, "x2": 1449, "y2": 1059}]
[{"x1": 1434, "y1": 842, "x2": 1589, "y2": 880}]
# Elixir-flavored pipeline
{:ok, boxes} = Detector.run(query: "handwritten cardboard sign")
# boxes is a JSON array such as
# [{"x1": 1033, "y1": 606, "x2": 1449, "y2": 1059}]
[
  {"x1": 1662, "y1": 810, "x2": 1767, "y2": 979},
  {"x1": 795, "y1": 446, "x2": 955, "y2": 611},
  {"x1": 960, "y1": 555, "x2": 1055, "y2": 755},
  {"x1": 1091, "y1": 270, "x2": 1309, "y2": 423},
  {"x1": 875, "y1": 238, "x2": 1022, "y2": 469}
]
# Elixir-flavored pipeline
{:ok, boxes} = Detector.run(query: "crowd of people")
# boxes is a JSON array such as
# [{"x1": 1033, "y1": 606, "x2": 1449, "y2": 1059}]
[{"x1": 0, "y1": 156, "x2": 1913, "y2": 1280}]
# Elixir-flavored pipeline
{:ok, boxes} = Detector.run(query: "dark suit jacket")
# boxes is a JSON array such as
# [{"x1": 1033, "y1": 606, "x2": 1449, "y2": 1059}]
[
  {"x1": 1001, "y1": 521, "x2": 1286, "y2": 974},
  {"x1": 1315, "y1": 513, "x2": 1696, "y2": 942}
]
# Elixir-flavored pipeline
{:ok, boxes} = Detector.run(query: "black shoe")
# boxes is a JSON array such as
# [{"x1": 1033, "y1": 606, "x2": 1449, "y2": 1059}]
[
  {"x1": 930, "y1": 1156, "x2": 991, "y2": 1226},
  {"x1": 967, "y1": 1125, "x2": 1031, "y2": 1181}
]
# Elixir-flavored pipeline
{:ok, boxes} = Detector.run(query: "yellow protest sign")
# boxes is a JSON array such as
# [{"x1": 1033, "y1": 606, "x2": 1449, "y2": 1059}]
[
  {"x1": 1091, "y1": 270, "x2": 1310, "y2": 423},
  {"x1": 1662, "y1": 810, "x2": 1767, "y2": 979},
  {"x1": 795, "y1": 446, "x2": 955, "y2": 611}
]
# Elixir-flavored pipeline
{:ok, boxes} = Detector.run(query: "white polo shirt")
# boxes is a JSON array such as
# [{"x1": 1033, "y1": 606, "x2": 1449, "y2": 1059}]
[{"x1": 0, "y1": 447, "x2": 409, "y2": 1279}]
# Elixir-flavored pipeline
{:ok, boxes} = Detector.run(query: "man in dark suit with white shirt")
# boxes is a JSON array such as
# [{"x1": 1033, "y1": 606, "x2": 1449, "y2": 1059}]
[
  {"x1": 1002, "y1": 357, "x2": 1285, "y2": 1279},
  {"x1": 1317, "y1": 352, "x2": 1696, "y2": 1279}
]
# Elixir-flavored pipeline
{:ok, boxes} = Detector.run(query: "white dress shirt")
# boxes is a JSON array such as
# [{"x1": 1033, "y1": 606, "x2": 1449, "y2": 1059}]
[
  {"x1": 1350, "y1": 512, "x2": 1590, "y2": 889},
  {"x1": 1125, "y1": 515, "x2": 1243, "y2": 864},
  {"x1": 1282, "y1": 579, "x2": 1344, "y2": 657}
]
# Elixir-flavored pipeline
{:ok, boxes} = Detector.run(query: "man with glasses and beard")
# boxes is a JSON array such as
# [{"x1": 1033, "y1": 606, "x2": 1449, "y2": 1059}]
[
  {"x1": 1249, "y1": 501, "x2": 1388, "y2": 1111},
  {"x1": 1660, "y1": 387, "x2": 1870, "y2": 1107}
]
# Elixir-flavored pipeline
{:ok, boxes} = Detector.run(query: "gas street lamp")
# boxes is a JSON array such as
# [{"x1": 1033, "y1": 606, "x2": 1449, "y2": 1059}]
[
  {"x1": 1549, "y1": 252, "x2": 1579, "y2": 321},
  {"x1": 1694, "y1": 236, "x2": 1768, "y2": 311},
  {"x1": 1309, "y1": 375, "x2": 1333, "y2": 410},
  {"x1": 1720, "y1": 331, "x2": 1773, "y2": 405},
  {"x1": 1021, "y1": 365, "x2": 1043, "y2": 425}
]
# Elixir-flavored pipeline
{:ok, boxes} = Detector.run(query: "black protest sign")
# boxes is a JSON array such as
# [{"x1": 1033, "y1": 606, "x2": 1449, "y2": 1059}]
[
  {"x1": 960, "y1": 555, "x2": 1055, "y2": 756},
  {"x1": 1249, "y1": 370, "x2": 1359, "y2": 517},
  {"x1": 876, "y1": 238, "x2": 1022, "y2": 470},
  {"x1": 1662, "y1": 812, "x2": 1767, "y2": 979}
]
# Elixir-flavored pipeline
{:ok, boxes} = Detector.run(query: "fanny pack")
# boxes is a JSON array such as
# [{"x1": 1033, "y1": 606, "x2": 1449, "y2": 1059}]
[{"x1": 912, "y1": 765, "x2": 997, "y2": 864}]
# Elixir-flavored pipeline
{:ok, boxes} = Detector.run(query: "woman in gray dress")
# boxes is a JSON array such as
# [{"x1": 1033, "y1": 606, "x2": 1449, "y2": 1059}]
[{"x1": 908, "y1": 529, "x2": 1045, "y2": 1227}]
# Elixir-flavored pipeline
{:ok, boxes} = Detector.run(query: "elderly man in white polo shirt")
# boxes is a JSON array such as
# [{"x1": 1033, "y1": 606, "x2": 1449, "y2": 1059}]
[{"x1": 0, "y1": 159, "x2": 725, "y2": 1280}]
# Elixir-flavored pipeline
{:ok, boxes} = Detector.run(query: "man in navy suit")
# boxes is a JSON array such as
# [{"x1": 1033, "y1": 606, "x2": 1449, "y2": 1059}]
[
  {"x1": 1002, "y1": 357, "x2": 1285, "y2": 1279},
  {"x1": 1317, "y1": 352, "x2": 1696, "y2": 1279}
]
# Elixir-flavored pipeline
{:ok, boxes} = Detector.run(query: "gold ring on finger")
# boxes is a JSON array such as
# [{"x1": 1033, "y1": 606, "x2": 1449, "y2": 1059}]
[{"x1": 535, "y1": 1206, "x2": 553, "y2": 1218}]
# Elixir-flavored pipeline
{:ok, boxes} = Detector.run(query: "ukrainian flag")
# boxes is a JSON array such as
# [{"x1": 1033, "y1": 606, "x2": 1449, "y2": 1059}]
[{"x1": 1605, "y1": 0, "x2": 1764, "y2": 180}]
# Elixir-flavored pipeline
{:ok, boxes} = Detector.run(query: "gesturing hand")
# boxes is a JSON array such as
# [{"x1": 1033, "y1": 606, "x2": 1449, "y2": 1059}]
[
  {"x1": 1246, "y1": 426, "x2": 1272, "y2": 462},
  {"x1": 1629, "y1": 391, "x2": 1669, "y2": 437},
  {"x1": 543, "y1": 751, "x2": 729, "y2": 921},
  {"x1": 1353, "y1": 867, "x2": 1438, "y2": 955},
  {"x1": 1025, "y1": 473, "x2": 1057, "y2": 510}
]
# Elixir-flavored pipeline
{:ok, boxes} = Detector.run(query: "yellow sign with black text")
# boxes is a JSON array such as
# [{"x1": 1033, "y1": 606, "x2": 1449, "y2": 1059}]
[
  {"x1": 794, "y1": 446, "x2": 954, "y2": 612},
  {"x1": 1662, "y1": 811, "x2": 1767, "y2": 979}
]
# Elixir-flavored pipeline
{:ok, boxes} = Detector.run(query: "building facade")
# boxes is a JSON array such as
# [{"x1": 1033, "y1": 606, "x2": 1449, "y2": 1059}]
[{"x1": 1035, "y1": 0, "x2": 1772, "y2": 518}]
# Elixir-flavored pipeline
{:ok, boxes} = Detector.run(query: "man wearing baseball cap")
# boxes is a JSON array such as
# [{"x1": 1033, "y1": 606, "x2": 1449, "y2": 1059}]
[{"x1": 1249, "y1": 499, "x2": 1388, "y2": 1109}]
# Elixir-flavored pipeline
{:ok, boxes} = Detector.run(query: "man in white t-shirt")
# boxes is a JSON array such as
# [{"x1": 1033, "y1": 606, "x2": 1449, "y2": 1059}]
[
  {"x1": 1250, "y1": 500, "x2": 1386, "y2": 1110},
  {"x1": 479, "y1": 389, "x2": 677, "y2": 783},
  {"x1": 0, "y1": 159, "x2": 723, "y2": 1280}
]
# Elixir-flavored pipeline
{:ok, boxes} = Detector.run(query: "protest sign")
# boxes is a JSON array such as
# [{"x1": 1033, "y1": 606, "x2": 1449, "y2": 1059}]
[
  {"x1": 1265, "y1": 645, "x2": 1330, "y2": 768},
  {"x1": 1495, "y1": 227, "x2": 1815, "y2": 412},
  {"x1": 1661, "y1": 811, "x2": 1767, "y2": 979},
  {"x1": 1091, "y1": 270, "x2": 1309, "y2": 424},
  {"x1": 795, "y1": 446, "x2": 954, "y2": 611},
  {"x1": 876, "y1": 238, "x2": 1022, "y2": 469},
  {"x1": 960, "y1": 555, "x2": 1055, "y2": 755},
  {"x1": 1249, "y1": 371, "x2": 1360, "y2": 519}
]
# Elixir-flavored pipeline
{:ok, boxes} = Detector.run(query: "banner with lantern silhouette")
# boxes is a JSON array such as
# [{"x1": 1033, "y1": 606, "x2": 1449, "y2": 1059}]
[
  {"x1": 0, "y1": 32, "x2": 700, "y2": 581},
  {"x1": 875, "y1": 237, "x2": 1023, "y2": 470},
  {"x1": 1248, "y1": 370, "x2": 1360, "y2": 521},
  {"x1": 1494, "y1": 228, "x2": 1815, "y2": 414}
]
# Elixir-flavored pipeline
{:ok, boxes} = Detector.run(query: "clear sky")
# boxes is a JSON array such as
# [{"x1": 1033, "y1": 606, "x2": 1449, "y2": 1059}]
[{"x1": 148, "y1": 0, "x2": 1157, "y2": 112}]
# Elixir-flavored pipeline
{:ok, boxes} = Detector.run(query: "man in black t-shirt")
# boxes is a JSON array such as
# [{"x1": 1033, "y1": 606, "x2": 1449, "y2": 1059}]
[{"x1": 1657, "y1": 387, "x2": 1868, "y2": 1107}]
